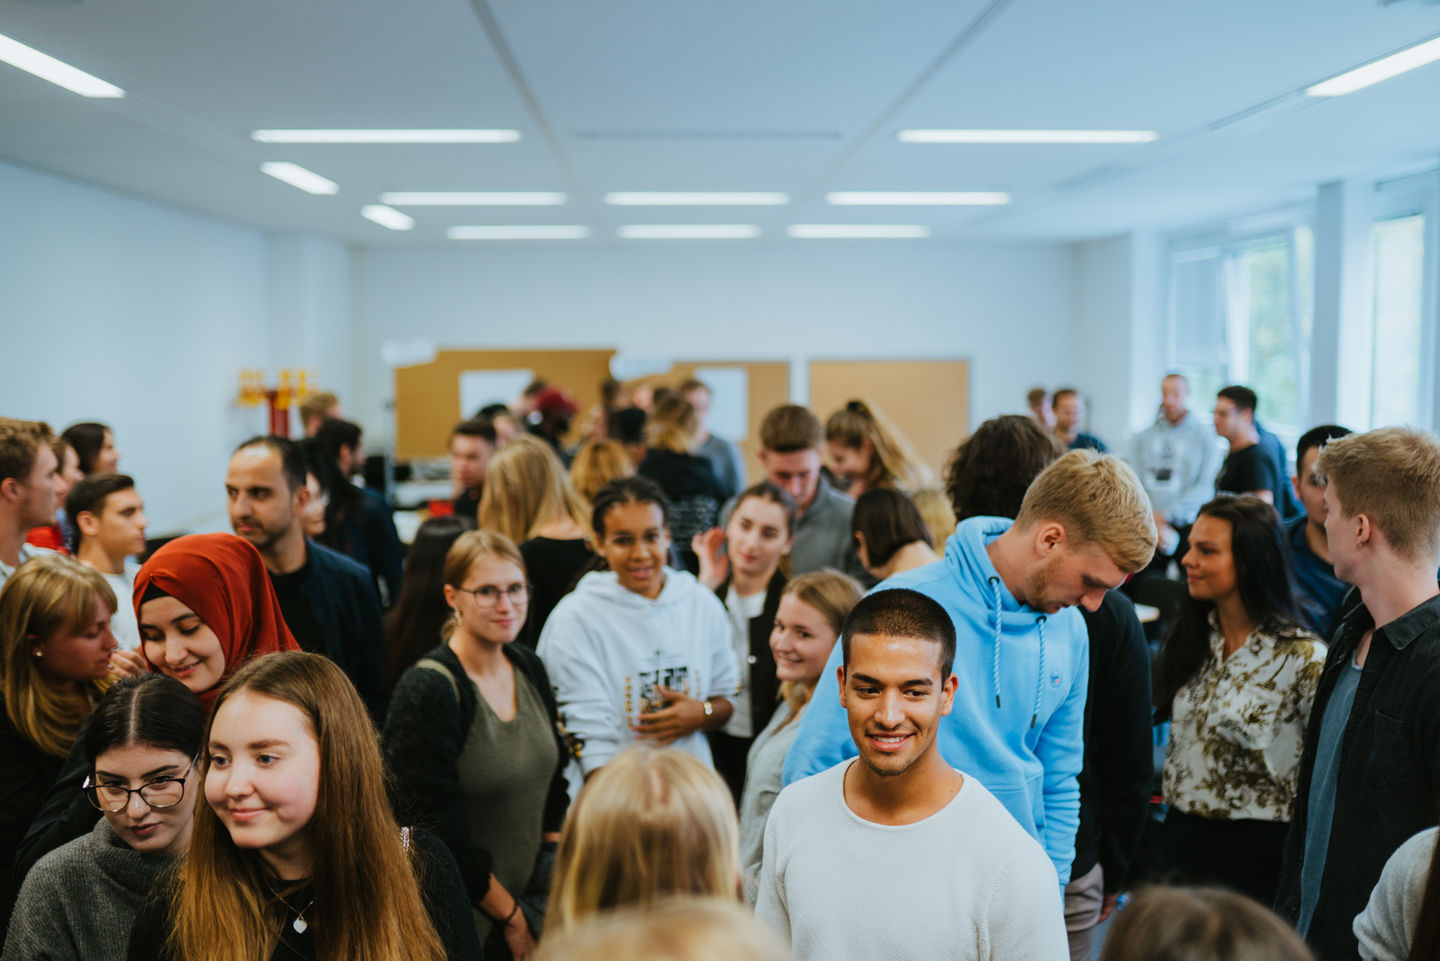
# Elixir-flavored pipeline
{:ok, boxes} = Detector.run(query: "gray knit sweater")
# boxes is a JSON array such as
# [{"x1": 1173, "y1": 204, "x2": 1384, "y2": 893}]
[{"x1": 2, "y1": 818, "x2": 172, "y2": 961}]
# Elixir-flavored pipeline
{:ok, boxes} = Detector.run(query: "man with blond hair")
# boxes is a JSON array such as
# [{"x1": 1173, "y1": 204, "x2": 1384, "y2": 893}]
[
  {"x1": 1275, "y1": 428, "x2": 1440, "y2": 961},
  {"x1": 785, "y1": 450, "x2": 1157, "y2": 887},
  {"x1": 0, "y1": 418, "x2": 60, "y2": 590}
]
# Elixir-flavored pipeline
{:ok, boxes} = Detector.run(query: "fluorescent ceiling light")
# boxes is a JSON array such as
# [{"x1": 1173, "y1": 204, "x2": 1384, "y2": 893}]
[
  {"x1": 897, "y1": 129, "x2": 1157, "y2": 144},
  {"x1": 381, "y1": 192, "x2": 566, "y2": 206},
  {"x1": 604, "y1": 192, "x2": 789, "y2": 206},
  {"x1": 0, "y1": 32, "x2": 124, "y2": 98},
  {"x1": 826, "y1": 191, "x2": 1010, "y2": 206},
  {"x1": 618, "y1": 225, "x2": 760, "y2": 239},
  {"x1": 1306, "y1": 35, "x2": 1440, "y2": 97},
  {"x1": 260, "y1": 162, "x2": 339, "y2": 195},
  {"x1": 361, "y1": 205, "x2": 414, "y2": 231},
  {"x1": 251, "y1": 129, "x2": 520, "y2": 144},
  {"x1": 788, "y1": 225, "x2": 931, "y2": 239},
  {"x1": 447, "y1": 226, "x2": 590, "y2": 240}
]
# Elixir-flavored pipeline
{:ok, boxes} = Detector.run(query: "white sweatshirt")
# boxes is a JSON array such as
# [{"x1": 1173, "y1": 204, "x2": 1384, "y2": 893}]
[
  {"x1": 536, "y1": 569, "x2": 739, "y2": 774},
  {"x1": 756, "y1": 760, "x2": 1067, "y2": 961}
]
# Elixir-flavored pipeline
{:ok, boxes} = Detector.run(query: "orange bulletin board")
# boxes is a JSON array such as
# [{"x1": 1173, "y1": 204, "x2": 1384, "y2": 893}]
[
  {"x1": 393, "y1": 349, "x2": 615, "y2": 460},
  {"x1": 808, "y1": 359, "x2": 971, "y2": 480}
]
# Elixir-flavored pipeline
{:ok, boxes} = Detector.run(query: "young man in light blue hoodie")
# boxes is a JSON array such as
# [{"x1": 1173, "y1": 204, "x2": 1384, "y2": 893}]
[{"x1": 783, "y1": 450, "x2": 1156, "y2": 887}]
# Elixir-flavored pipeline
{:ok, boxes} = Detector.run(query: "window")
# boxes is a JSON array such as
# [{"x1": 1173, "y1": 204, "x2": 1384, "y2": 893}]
[{"x1": 1370, "y1": 213, "x2": 1427, "y2": 428}]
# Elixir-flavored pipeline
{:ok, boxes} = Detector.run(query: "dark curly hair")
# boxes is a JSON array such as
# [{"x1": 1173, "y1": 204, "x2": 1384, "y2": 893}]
[{"x1": 943, "y1": 415, "x2": 1064, "y2": 522}]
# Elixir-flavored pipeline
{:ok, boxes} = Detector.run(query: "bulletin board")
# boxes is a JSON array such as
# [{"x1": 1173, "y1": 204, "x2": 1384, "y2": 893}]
[
  {"x1": 393, "y1": 349, "x2": 615, "y2": 460},
  {"x1": 628, "y1": 361, "x2": 790, "y2": 485},
  {"x1": 807, "y1": 359, "x2": 971, "y2": 481}
]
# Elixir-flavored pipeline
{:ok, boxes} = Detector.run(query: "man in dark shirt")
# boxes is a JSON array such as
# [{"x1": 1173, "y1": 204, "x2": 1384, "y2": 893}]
[
  {"x1": 448, "y1": 417, "x2": 495, "y2": 520},
  {"x1": 1286, "y1": 424, "x2": 1353, "y2": 638},
  {"x1": 1275, "y1": 427, "x2": 1440, "y2": 961},
  {"x1": 1212, "y1": 386, "x2": 1282, "y2": 504},
  {"x1": 226, "y1": 435, "x2": 387, "y2": 720},
  {"x1": 1052, "y1": 388, "x2": 1108, "y2": 452}
]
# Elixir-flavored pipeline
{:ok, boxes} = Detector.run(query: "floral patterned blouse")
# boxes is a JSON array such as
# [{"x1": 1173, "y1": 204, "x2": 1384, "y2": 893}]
[{"x1": 1163, "y1": 619, "x2": 1327, "y2": 822}]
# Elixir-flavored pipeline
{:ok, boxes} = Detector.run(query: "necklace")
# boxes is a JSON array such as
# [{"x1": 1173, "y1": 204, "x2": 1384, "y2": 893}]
[{"x1": 291, "y1": 900, "x2": 314, "y2": 934}]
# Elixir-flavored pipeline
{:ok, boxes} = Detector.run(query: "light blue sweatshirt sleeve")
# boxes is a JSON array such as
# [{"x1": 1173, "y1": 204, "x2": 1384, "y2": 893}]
[
  {"x1": 781, "y1": 641, "x2": 856, "y2": 785},
  {"x1": 1035, "y1": 626, "x2": 1088, "y2": 887}
]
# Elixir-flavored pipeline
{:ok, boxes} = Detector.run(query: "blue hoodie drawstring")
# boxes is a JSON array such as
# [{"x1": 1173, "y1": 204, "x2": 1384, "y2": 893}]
[{"x1": 987, "y1": 575, "x2": 1049, "y2": 729}]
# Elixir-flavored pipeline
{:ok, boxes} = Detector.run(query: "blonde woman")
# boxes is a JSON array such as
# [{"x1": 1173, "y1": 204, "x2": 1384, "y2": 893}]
[
  {"x1": 569, "y1": 439, "x2": 633, "y2": 505},
  {"x1": 736, "y1": 571, "x2": 862, "y2": 903},
  {"x1": 126, "y1": 652, "x2": 481, "y2": 961},
  {"x1": 1, "y1": 555, "x2": 145, "y2": 923},
  {"x1": 637, "y1": 396, "x2": 727, "y2": 573},
  {"x1": 546, "y1": 747, "x2": 741, "y2": 932},
  {"x1": 478, "y1": 436, "x2": 592, "y2": 645},
  {"x1": 384, "y1": 530, "x2": 568, "y2": 958},
  {"x1": 535, "y1": 898, "x2": 788, "y2": 961},
  {"x1": 824, "y1": 399, "x2": 934, "y2": 497}
]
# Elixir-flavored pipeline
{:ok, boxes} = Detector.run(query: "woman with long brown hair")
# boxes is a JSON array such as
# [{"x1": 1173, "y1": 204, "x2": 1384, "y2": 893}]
[
  {"x1": 126, "y1": 651, "x2": 481, "y2": 961},
  {"x1": 823, "y1": 399, "x2": 933, "y2": 498}
]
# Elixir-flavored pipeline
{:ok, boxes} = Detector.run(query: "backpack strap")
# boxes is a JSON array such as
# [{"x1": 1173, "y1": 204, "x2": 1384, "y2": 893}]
[{"x1": 414, "y1": 656, "x2": 476, "y2": 747}]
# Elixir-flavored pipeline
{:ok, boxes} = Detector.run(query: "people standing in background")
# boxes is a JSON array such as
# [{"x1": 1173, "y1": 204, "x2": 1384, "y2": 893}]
[
  {"x1": 477, "y1": 403, "x2": 521, "y2": 448},
  {"x1": 449, "y1": 418, "x2": 497, "y2": 521},
  {"x1": 25, "y1": 437, "x2": 82, "y2": 555},
  {"x1": 1052, "y1": 388, "x2": 1108, "y2": 452},
  {"x1": 1213, "y1": 386, "x2": 1284, "y2": 506},
  {"x1": 313, "y1": 419, "x2": 406, "y2": 607},
  {"x1": 681, "y1": 378, "x2": 745, "y2": 501},
  {"x1": 727, "y1": 404, "x2": 870, "y2": 585},
  {"x1": 824, "y1": 399, "x2": 934, "y2": 497},
  {"x1": 384, "y1": 515, "x2": 474, "y2": 691},
  {"x1": 60, "y1": 423, "x2": 120, "y2": 476},
  {"x1": 570, "y1": 439, "x2": 634, "y2": 504},
  {"x1": 691, "y1": 482, "x2": 796, "y2": 800},
  {"x1": 639, "y1": 396, "x2": 728, "y2": 575},
  {"x1": 478, "y1": 436, "x2": 592, "y2": 647},
  {"x1": 1275, "y1": 428, "x2": 1440, "y2": 961},
  {"x1": 1155, "y1": 495, "x2": 1325, "y2": 906},
  {"x1": 1287, "y1": 425, "x2": 1354, "y2": 639},
  {"x1": 1130, "y1": 373, "x2": 1222, "y2": 568},
  {"x1": 1028, "y1": 387, "x2": 1057, "y2": 430},
  {"x1": 607, "y1": 407, "x2": 649, "y2": 470},
  {"x1": 297, "y1": 390, "x2": 342, "y2": 437},
  {"x1": 529, "y1": 388, "x2": 580, "y2": 467},
  {"x1": 0, "y1": 419, "x2": 61, "y2": 592},
  {"x1": 849, "y1": 488, "x2": 940, "y2": 582},
  {"x1": 1355, "y1": 823, "x2": 1440, "y2": 961},
  {"x1": 737, "y1": 571, "x2": 862, "y2": 904},
  {"x1": 67, "y1": 474, "x2": 147, "y2": 651},
  {"x1": 225, "y1": 436, "x2": 387, "y2": 720}
]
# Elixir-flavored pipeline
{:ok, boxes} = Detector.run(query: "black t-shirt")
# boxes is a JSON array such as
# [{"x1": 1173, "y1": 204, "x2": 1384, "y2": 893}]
[
  {"x1": 519, "y1": 536, "x2": 594, "y2": 648},
  {"x1": 450, "y1": 488, "x2": 480, "y2": 523},
  {"x1": 1216, "y1": 443, "x2": 1281, "y2": 499},
  {"x1": 270, "y1": 563, "x2": 323, "y2": 655}
]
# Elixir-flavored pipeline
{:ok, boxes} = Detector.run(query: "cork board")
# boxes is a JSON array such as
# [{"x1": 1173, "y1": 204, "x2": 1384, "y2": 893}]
[
  {"x1": 808, "y1": 359, "x2": 971, "y2": 479},
  {"x1": 393, "y1": 349, "x2": 615, "y2": 460},
  {"x1": 627, "y1": 361, "x2": 791, "y2": 486}
]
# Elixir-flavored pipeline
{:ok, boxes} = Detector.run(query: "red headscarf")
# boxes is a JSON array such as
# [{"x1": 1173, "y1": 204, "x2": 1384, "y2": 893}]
[{"x1": 133, "y1": 532, "x2": 299, "y2": 707}]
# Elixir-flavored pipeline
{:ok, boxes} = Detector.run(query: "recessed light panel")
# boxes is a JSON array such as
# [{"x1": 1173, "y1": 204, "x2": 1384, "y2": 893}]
[
  {"x1": 361, "y1": 205, "x2": 414, "y2": 231},
  {"x1": 1307, "y1": 35, "x2": 1440, "y2": 97},
  {"x1": 0, "y1": 33, "x2": 123, "y2": 98},
  {"x1": 260, "y1": 162, "x2": 339, "y2": 195}
]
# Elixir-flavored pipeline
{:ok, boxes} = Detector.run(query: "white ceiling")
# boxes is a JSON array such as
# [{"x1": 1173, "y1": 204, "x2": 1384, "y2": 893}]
[{"x1": 2, "y1": 0, "x2": 1439, "y2": 246}]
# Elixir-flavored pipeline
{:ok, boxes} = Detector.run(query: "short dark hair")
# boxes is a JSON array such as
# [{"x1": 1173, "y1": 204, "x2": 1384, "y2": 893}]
[
  {"x1": 1050, "y1": 388, "x2": 1078, "y2": 410},
  {"x1": 61, "y1": 422, "x2": 110, "y2": 474},
  {"x1": 83, "y1": 673, "x2": 205, "y2": 766},
  {"x1": 851, "y1": 489, "x2": 932, "y2": 567},
  {"x1": 477, "y1": 403, "x2": 511, "y2": 420},
  {"x1": 1217, "y1": 385, "x2": 1258, "y2": 413},
  {"x1": 841, "y1": 588, "x2": 956, "y2": 679},
  {"x1": 607, "y1": 407, "x2": 648, "y2": 446},
  {"x1": 591, "y1": 476, "x2": 671, "y2": 540},
  {"x1": 450, "y1": 418, "x2": 497, "y2": 446},
  {"x1": 759, "y1": 405, "x2": 822, "y2": 453},
  {"x1": 1296, "y1": 424, "x2": 1352, "y2": 467},
  {"x1": 234, "y1": 435, "x2": 306, "y2": 493},
  {"x1": 66, "y1": 473, "x2": 136, "y2": 533},
  {"x1": 314, "y1": 418, "x2": 363, "y2": 463},
  {"x1": 944, "y1": 415, "x2": 1063, "y2": 521}
]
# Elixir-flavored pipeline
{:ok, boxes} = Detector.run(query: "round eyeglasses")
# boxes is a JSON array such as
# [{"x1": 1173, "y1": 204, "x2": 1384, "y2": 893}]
[
  {"x1": 456, "y1": 583, "x2": 531, "y2": 608},
  {"x1": 83, "y1": 756, "x2": 197, "y2": 813}
]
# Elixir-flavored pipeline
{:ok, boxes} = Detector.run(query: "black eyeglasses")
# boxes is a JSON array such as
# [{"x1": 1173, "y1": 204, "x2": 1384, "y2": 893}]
[
  {"x1": 456, "y1": 583, "x2": 531, "y2": 608},
  {"x1": 83, "y1": 756, "x2": 197, "y2": 813}
]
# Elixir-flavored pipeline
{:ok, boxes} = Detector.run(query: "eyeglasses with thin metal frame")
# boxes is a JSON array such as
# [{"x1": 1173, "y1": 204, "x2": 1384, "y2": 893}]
[
  {"x1": 82, "y1": 756, "x2": 198, "y2": 813},
  {"x1": 456, "y1": 583, "x2": 531, "y2": 608}
]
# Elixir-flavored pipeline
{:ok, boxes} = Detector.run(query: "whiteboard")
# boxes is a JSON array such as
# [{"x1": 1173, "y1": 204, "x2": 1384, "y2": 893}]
[
  {"x1": 693, "y1": 366, "x2": 748, "y2": 441},
  {"x1": 459, "y1": 369, "x2": 533, "y2": 418}
]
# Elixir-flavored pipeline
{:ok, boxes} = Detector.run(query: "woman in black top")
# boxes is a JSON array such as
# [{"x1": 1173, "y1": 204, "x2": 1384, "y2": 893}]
[{"x1": 639, "y1": 395, "x2": 728, "y2": 574}]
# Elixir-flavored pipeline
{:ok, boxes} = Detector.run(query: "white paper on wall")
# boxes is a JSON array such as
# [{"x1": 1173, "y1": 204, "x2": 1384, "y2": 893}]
[
  {"x1": 693, "y1": 366, "x2": 748, "y2": 441},
  {"x1": 459, "y1": 369, "x2": 534, "y2": 418}
]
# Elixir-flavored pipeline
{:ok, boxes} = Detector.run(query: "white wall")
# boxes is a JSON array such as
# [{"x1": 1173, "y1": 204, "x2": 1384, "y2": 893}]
[
  {"x1": 0, "y1": 161, "x2": 350, "y2": 533},
  {"x1": 352, "y1": 243, "x2": 1085, "y2": 446}
]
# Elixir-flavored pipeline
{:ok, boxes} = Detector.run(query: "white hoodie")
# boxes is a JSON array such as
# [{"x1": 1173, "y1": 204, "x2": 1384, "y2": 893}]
[{"x1": 537, "y1": 568, "x2": 739, "y2": 774}]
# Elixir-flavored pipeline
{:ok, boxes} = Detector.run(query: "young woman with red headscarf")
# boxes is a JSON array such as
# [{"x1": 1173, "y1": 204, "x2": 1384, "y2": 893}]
[{"x1": 11, "y1": 533, "x2": 299, "y2": 881}]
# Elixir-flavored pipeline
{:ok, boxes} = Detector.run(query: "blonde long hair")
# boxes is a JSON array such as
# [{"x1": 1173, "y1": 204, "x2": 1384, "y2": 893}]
[
  {"x1": 170, "y1": 652, "x2": 446, "y2": 961},
  {"x1": 546, "y1": 747, "x2": 740, "y2": 932},
  {"x1": 777, "y1": 570, "x2": 863, "y2": 713},
  {"x1": 0, "y1": 554, "x2": 115, "y2": 757},
  {"x1": 478, "y1": 435, "x2": 590, "y2": 543},
  {"x1": 648, "y1": 396, "x2": 701, "y2": 455},
  {"x1": 825, "y1": 399, "x2": 934, "y2": 492},
  {"x1": 571, "y1": 439, "x2": 634, "y2": 503}
]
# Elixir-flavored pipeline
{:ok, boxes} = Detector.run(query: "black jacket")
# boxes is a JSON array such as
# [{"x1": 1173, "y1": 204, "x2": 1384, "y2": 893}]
[
  {"x1": 1276, "y1": 593, "x2": 1440, "y2": 961},
  {"x1": 383, "y1": 642, "x2": 569, "y2": 904},
  {"x1": 1073, "y1": 591, "x2": 1153, "y2": 892},
  {"x1": 301, "y1": 541, "x2": 388, "y2": 722},
  {"x1": 714, "y1": 570, "x2": 786, "y2": 735},
  {"x1": 1, "y1": 694, "x2": 64, "y2": 929}
]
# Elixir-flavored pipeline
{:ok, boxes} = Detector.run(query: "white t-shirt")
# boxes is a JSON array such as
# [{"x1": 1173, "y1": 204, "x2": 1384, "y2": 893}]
[
  {"x1": 101, "y1": 563, "x2": 141, "y2": 651},
  {"x1": 756, "y1": 759, "x2": 1067, "y2": 961},
  {"x1": 721, "y1": 586, "x2": 766, "y2": 739}
]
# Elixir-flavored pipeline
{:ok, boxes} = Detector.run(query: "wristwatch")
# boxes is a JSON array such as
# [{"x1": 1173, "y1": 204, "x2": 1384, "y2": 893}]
[{"x1": 702, "y1": 699, "x2": 714, "y2": 722}]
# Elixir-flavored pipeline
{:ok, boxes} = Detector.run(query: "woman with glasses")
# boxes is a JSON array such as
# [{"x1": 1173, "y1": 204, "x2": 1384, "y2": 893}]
[
  {"x1": 3, "y1": 674, "x2": 204, "y2": 961},
  {"x1": 385, "y1": 530, "x2": 568, "y2": 961}
]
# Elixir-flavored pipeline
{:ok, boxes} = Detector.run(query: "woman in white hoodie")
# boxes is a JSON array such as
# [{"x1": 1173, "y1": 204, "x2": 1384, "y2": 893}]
[{"x1": 537, "y1": 477, "x2": 738, "y2": 778}]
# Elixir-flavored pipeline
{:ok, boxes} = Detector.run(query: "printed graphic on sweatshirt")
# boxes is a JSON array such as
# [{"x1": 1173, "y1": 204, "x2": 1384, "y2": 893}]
[{"x1": 624, "y1": 650, "x2": 696, "y2": 723}]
